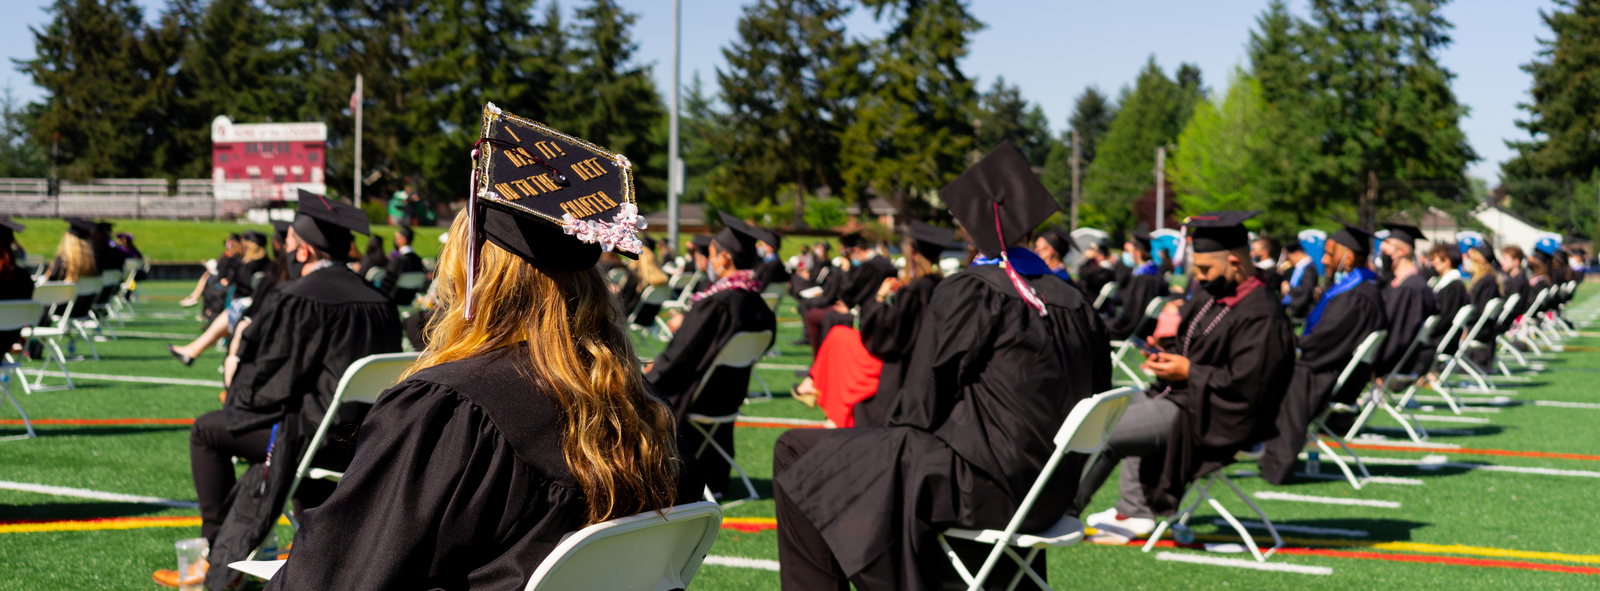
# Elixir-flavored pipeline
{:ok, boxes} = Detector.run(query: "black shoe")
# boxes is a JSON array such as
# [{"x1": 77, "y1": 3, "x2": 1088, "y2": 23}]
[
  {"x1": 789, "y1": 337, "x2": 810, "y2": 347},
  {"x1": 167, "y1": 344, "x2": 194, "y2": 366}
]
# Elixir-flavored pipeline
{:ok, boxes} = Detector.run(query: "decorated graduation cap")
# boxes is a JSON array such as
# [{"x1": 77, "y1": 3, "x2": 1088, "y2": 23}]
[
  {"x1": 0, "y1": 217, "x2": 24, "y2": 247},
  {"x1": 464, "y1": 103, "x2": 646, "y2": 319},
  {"x1": 1382, "y1": 223, "x2": 1426, "y2": 248},
  {"x1": 64, "y1": 217, "x2": 96, "y2": 239},
  {"x1": 1329, "y1": 222, "x2": 1374, "y2": 256},
  {"x1": 908, "y1": 221, "x2": 960, "y2": 262},
  {"x1": 713, "y1": 211, "x2": 765, "y2": 269},
  {"x1": 940, "y1": 141, "x2": 1060, "y2": 316},
  {"x1": 292, "y1": 189, "x2": 369, "y2": 258},
  {"x1": 1184, "y1": 210, "x2": 1259, "y2": 253}
]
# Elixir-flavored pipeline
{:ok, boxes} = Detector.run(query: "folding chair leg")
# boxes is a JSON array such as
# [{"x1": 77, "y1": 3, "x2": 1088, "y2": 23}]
[
  {"x1": 1144, "y1": 476, "x2": 1212, "y2": 553},
  {"x1": 749, "y1": 373, "x2": 774, "y2": 402},
  {"x1": 1111, "y1": 346, "x2": 1147, "y2": 389},
  {"x1": 30, "y1": 339, "x2": 74, "y2": 391},
  {"x1": 1345, "y1": 394, "x2": 1383, "y2": 438},
  {"x1": 1003, "y1": 546, "x2": 1049, "y2": 591},
  {"x1": 1217, "y1": 474, "x2": 1283, "y2": 561},
  {"x1": 690, "y1": 421, "x2": 759, "y2": 507},
  {"x1": 0, "y1": 381, "x2": 35, "y2": 440},
  {"x1": 1379, "y1": 397, "x2": 1428, "y2": 443}
]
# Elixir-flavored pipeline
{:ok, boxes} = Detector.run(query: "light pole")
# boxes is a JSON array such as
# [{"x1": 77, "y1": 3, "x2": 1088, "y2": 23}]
[{"x1": 667, "y1": 0, "x2": 682, "y2": 249}]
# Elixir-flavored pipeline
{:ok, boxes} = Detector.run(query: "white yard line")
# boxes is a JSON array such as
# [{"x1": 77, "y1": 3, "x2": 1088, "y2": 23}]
[
  {"x1": 1533, "y1": 400, "x2": 1600, "y2": 410},
  {"x1": 703, "y1": 555, "x2": 781, "y2": 571},
  {"x1": 1347, "y1": 438, "x2": 1460, "y2": 450},
  {"x1": 0, "y1": 481, "x2": 198, "y2": 508},
  {"x1": 1408, "y1": 414, "x2": 1490, "y2": 424},
  {"x1": 34, "y1": 371, "x2": 222, "y2": 388},
  {"x1": 1211, "y1": 519, "x2": 1368, "y2": 538},
  {"x1": 1316, "y1": 455, "x2": 1600, "y2": 479},
  {"x1": 1252, "y1": 491, "x2": 1400, "y2": 509},
  {"x1": 754, "y1": 363, "x2": 810, "y2": 371},
  {"x1": 1155, "y1": 552, "x2": 1332, "y2": 575}
]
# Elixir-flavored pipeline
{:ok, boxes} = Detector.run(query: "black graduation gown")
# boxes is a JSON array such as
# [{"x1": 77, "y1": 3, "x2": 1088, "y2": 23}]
[
  {"x1": 1112, "y1": 260, "x2": 1132, "y2": 289},
  {"x1": 853, "y1": 275, "x2": 941, "y2": 428},
  {"x1": 225, "y1": 265, "x2": 404, "y2": 434},
  {"x1": 0, "y1": 267, "x2": 33, "y2": 347},
  {"x1": 1257, "y1": 264, "x2": 1284, "y2": 298},
  {"x1": 1106, "y1": 273, "x2": 1165, "y2": 340},
  {"x1": 382, "y1": 250, "x2": 428, "y2": 304},
  {"x1": 754, "y1": 257, "x2": 791, "y2": 289},
  {"x1": 1078, "y1": 261, "x2": 1115, "y2": 310},
  {"x1": 227, "y1": 257, "x2": 272, "y2": 300},
  {"x1": 1284, "y1": 262, "x2": 1320, "y2": 318},
  {"x1": 1259, "y1": 279, "x2": 1386, "y2": 484},
  {"x1": 1463, "y1": 277, "x2": 1502, "y2": 368},
  {"x1": 240, "y1": 260, "x2": 291, "y2": 321},
  {"x1": 775, "y1": 265, "x2": 1111, "y2": 590},
  {"x1": 1501, "y1": 272, "x2": 1532, "y2": 331},
  {"x1": 267, "y1": 345, "x2": 702, "y2": 591},
  {"x1": 1427, "y1": 275, "x2": 1470, "y2": 358},
  {"x1": 1376, "y1": 273, "x2": 1439, "y2": 376},
  {"x1": 645, "y1": 285, "x2": 775, "y2": 493},
  {"x1": 1142, "y1": 281, "x2": 1295, "y2": 513}
]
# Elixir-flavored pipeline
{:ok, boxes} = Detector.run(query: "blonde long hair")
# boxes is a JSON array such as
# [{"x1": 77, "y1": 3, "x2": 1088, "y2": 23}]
[
  {"x1": 48, "y1": 233, "x2": 98, "y2": 282},
  {"x1": 407, "y1": 215, "x2": 680, "y2": 525},
  {"x1": 630, "y1": 247, "x2": 669, "y2": 290},
  {"x1": 241, "y1": 240, "x2": 267, "y2": 263},
  {"x1": 1466, "y1": 247, "x2": 1501, "y2": 291}
]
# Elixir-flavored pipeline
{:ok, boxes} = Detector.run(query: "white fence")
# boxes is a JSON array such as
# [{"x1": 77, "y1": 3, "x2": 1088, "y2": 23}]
[{"x1": 0, "y1": 178, "x2": 269, "y2": 220}]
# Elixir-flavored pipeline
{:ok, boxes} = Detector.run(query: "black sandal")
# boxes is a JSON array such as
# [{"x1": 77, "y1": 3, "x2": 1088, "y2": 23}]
[{"x1": 167, "y1": 344, "x2": 195, "y2": 367}]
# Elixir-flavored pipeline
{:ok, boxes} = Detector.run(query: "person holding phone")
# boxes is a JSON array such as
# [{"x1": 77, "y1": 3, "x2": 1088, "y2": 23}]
[{"x1": 1068, "y1": 211, "x2": 1296, "y2": 542}]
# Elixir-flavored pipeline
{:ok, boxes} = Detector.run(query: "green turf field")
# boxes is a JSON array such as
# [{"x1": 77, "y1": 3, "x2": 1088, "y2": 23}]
[
  {"x1": 2, "y1": 280, "x2": 1599, "y2": 589},
  {"x1": 12, "y1": 219, "x2": 447, "y2": 263}
]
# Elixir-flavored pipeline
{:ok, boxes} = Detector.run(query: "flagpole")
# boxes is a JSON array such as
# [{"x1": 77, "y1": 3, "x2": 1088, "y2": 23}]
[{"x1": 353, "y1": 74, "x2": 363, "y2": 205}]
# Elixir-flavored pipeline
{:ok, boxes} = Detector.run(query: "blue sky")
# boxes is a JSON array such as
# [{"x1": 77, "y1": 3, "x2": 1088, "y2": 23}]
[{"x1": 0, "y1": 0, "x2": 1558, "y2": 181}]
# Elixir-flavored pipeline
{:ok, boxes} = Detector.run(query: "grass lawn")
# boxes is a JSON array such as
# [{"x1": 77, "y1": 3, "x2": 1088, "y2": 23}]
[
  {"x1": 12, "y1": 218, "x2": 447, "y2": 263},
  {"x1": 1, "y1": 280, "x2": 1599, "y2": 589}
]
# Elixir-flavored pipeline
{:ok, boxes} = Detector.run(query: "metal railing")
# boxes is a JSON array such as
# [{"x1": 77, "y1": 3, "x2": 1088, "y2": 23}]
[{"x1": 0, "y1": 178, "x2": 269, "y2": 220}]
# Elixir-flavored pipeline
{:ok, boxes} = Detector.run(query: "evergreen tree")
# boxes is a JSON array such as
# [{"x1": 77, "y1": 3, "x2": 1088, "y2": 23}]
[
  {"x1": 0, "y1": 89, "x2": 48, "y2": 178},
  {"x1": 563, "y1": 0, "x2": 665, "y2": 205},
  {"x1": 1245, "y1": 0, "x2": 1319, "y2": 233},
  {"x1": 1170, "y1": 70, "x2": 1270, "y2": 219},
  {"x1": 838, "y1": 0, "x2": 980, "y2": 225},
  {"x1": 975, "y1": 77, "x2": 1052, "y2": 166},
  {"x1": 1503, "y1": 0, "x2": 1600, "y2": 237},
  {"x1": 713, "y1": 0, "x2": 858, "y2": 227},
  {"x1": 1249, "y1": 0, "x2": 1304, "y2": 105},
  {"x1": 1067, "y1": 86, "x2": 1115, "y2": 167},
  {"x1": 1081, "y1": 57, "x2": 1193, "y2": 233}
]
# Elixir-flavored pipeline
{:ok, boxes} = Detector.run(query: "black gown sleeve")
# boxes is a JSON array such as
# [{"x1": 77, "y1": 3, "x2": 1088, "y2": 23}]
[
  {"x1": 645, "y1": 297, "x2": 732, "y2": 408},
  {"x1": 1296, "y1": 290, "x2": 1383, "y2": 374},
  {"x1": 266, "y1": 381, "x2": 582, "y2": 591},
  {"x1": 1287, "y1": 272, "x2": 1320, "y2": 317},
  {"x1": 1107, "y1": 275, "x2": 1163, "y2": 340},
  {"x1": 858, "y1": 277, "x2": 936, "y2": 361}
]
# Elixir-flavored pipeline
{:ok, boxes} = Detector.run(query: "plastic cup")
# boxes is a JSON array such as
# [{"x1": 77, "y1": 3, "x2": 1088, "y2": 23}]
[{"x1": 174, "y1": 538, "x2": 209, "y2": 591}]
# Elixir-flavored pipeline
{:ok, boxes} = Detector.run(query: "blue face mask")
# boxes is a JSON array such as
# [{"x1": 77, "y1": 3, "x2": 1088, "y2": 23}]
[{"x1": 1121, "y1": 252, "x2": 1134, "y2": 267}]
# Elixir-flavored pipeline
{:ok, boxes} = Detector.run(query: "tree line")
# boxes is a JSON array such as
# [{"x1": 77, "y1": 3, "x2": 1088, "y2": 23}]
[{"x1": 5, "y1": 0, "x2": 1599, "y2": 240}]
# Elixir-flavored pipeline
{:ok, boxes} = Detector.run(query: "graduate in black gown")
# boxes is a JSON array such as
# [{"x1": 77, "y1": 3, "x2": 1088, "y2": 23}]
[
  {"x1": 1280, "y1": 241, "x2": 1320, "y2": 318},
  {"x1": 1497, "y1": 245, "x2": 1533, "y2": 332},
  {"x1": 0, "y1": 219, "x2": 33, "y2": 350},
  {"x1": 753, "y1": 232, "x2": 792, "y2": 289},
  {"x1": 1259, "y1": 224, "x2": 1388, "y2": 484},
  {"x1": 1069, "y1": 211, "x2": 1295, "y2": 534},
  {"x1": 1032, "y1": 224, "x2": 1078, "y2": 286},
  {"x1": 1423, "y1": 243, "x2": 1470, "y2": 369},
  {"x1": 268, "y1": 109, "x2": 699, "y2": 590},
  {"x1": 799, "y1": 233, "x2": 896, "y2": 354},
  {"x1": 225, "y1": 231, "x2": 273, "y2": 300},
  {"x1": 645, "y1": 211, "x2": 777, "y2": 496},
  {"x1": 772, "y1": 142, "x2": 1111, "y2": 590},
  {"x1": 46, "y1": 218, "x2": 101, "y2": 323},
  {"x1": 1252, "y1": 236, "x2": 1284, "y2": 298},
  {"x1": 380, "y1": 226, "x2": 428, "y2": 304},
  {"x1": 1375, "y1": 224, "x2": 1440, "y2": 376},
  {"x1": 1461, "y1": 245, "x2": 1503, "y2": 371},
  {"x1": 180, "y1": 195, "x2": 404, "y2": 589},
  {"x1": 1078, "y1": 239, "x2": 1117, "y2": 310},
  {"x1": 1106, "y1": 231, "x2": 1166, "y2": 340},
  {"x1": 852, "y1": 221, "x2": 958, "y2": 428}
]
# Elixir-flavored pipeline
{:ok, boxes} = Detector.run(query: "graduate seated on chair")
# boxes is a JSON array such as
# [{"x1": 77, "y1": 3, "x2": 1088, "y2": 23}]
[
  {"x1": 265, "y1": 109, "x2": 701, "y2": 590},
  {"x1": 1105, "y1": 230, "x2": 1165, "y2": 340},
  {"x1": 1423, "y1": 242, "x2": 1469, "y2": 379},
  {"x1": 1066, "y1": 211, "x2": 1295, "y2": 543},
  {"x1": 1078, "y1": 238, "x2": 1118, "y2": 313},
  {"x1": 1258, "y1": 223, "x2": 1388, "y2": 485},
  {"x1": 644, "y1": 211, "x2": 777, "y2": 499},
  {"x1": 159, "y1": 196, "x2": 404, "y2": 590},
  {"x1": 1373, "y1": 223, "x2": 1440, "y2": 383},
  {"x1": 798, "y1": 232, "x2": 896, "y2": 355},
  {"x1": 772, "y1": 142, "x2": 1111, "y2": 590}
]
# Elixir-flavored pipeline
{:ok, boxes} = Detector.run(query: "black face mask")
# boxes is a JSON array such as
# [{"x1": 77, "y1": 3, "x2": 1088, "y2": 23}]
[
  {"x1": 1199, "y1": 275, "x2": 1238, "y2": 300},
  {"x1": 1379, "y1": 253, "x2": 1393, "y2": 272},
  {"x1": 287, "y1": 256, "x2": 307, "y2": 279}
]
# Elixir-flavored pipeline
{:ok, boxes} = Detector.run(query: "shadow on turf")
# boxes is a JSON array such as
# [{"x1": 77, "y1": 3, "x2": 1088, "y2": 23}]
[
  {"x1": 0, "y1": 425, "x2": 191, "y2": 438},
  {"x1": 0, "y1": 501, "x2": 182, "y2": 521},
  {"x1": 1197, "y1": 516, "x2": 1433, "y2": 543}
]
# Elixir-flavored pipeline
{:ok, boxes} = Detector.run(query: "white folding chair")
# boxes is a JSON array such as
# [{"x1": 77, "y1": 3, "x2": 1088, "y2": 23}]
[
  {"x1": 627, "y1": 285, "x2": 673, "y2": 356},
  {"x1": 1142, "y1": 467, "x2": 1285, "y2": 562},
  {"x1": 1393, "y1": 306, "x2": 1475, "y2": 412},
  {"x1": 364, "y1": 266, "x2": 386, "y2": 287},
  {"x1": 939, "y1": 387, "x2": 1135, "y2": 591},
  {"x1": 393, "y1": 271, "x2": 427, "y2": 299},
  {"x1": 1440, "y1": 297, "x2": 1502, "y2": 395},
  {"x1": 760, "y1": 281, "x2": 787, "y2": 313},
  {"x1": 1092, "y1": 282, "x2": 1118, "y2": 310},
  {"x1": 231, "y1": 502, "x2": 724, "y2": 589},
  {"x1": 606, "y1": 267, "x2": 629, "y2": 287},
  {"x1": 281, "y1": 352, "x2": 420, "y2": 530},
  {"x1": 1310, "y1": 330, "x2": 1408, "y2": 486},
  {"x1": 94, "y1": 269, "x2": 125, "y2": 327},
  {"x1": 0, "y1": 301, "x2": 44, "y2": 440},
  {"x1": 21, "y1": 283, "x2": 80, "y2": 392},
  {"x1": 684, "y1": 330, "x2": 774, "y2": 508},
  {"x1": 67, "y1": 276, "x2": 104, "y2": 360},
  {"x1": 1110, "y1": 297, "x2": 1170, "y2": 388},
  {"x1": 659, "y1": 272, "x2": 702, "y2": 318}
]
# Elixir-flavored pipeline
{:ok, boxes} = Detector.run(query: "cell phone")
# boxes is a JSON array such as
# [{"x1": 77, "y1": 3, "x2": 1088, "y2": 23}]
[{"x1": 1129, "y1": 337, "x2": 1163, "y2": 356}]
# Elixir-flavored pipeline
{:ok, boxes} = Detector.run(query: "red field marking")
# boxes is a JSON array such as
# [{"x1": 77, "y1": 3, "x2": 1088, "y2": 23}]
[
  {"x1": 0, "y1": 418, "x2": 195, "y2": 426},
  {"x1": 721, "y1": 517, "x2": 778, "y2": 533}
]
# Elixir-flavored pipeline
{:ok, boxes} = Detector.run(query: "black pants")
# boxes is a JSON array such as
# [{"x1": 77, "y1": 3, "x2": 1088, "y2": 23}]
[
  {"x1": 190, "y1": 410, "x2": 272, "y2": 543},
  {"x1": 684, "y1": 419, "x2": 736, "y2": 497}
]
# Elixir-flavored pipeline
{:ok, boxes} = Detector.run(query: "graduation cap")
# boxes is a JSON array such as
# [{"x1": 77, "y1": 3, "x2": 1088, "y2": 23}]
[
  {"x1": 1185, "y1": 211, "x2": 1259, "y2": 253},
  {"x1": 941, "y1": 141, "x2": 1058, "y2": 316},
  {"x1": 292, "y1": 189, "x2": 370, "y2": 258},
  {"x1": 271, "y1": 220, "x2": 292, "y2": 245},
  {"x1": 1040, "y1": 224, "x2": 1076, "y2": 257},
  {"x1": 941, "y1": 142, "x2": 1060, "y2": 258},
  {"x1": 713, "y1": 211, "x2": 764, "y2": 269},
  {"x1": 1129, "y1": 231, "x2": 1153, "y2": 252},
  {"x1": 839, "y1": 232, "x2": 866, "y2": 250},
  {"x1": 64, "y1": 217, "x2": 95, "y2": 239},
  {"x1": 464, "y1": 103, "x2": 644, "y2": 318},
  {"x1": 96, "y1": 221, "x2": 113, "y2": 237},
  {"x1": 396, "y1": 226, "x2": 414, "y2": 242},
  {"x1": 0, "y1": 217, "x2": 24, "y2": 247},
  {"x1": 242, "y1": 231, "x2": 268, "y2": 247},
  {"x1": 1329, "y1": 222, "x2": 1374, "y2": 256},
  {"x1": 908, "y1": 221, "x2": 960, "y2": 262},
  {"x1": 1382, "y1": 223, "x2": 1426, "y2": 248}
]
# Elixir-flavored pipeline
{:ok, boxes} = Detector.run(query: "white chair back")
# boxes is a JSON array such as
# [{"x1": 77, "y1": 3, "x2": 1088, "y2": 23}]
[
  {"x1": 0, "y1": 300, "x2": 42, "y2": 331},
  {"x1": 1463, "y1": 297, "x2": 1502, "y2": 343},
  {"x1": 1436, "y1": 305, "x2": 1476, "y2": 346},
  {"x1": 1059, "y1": 387, "x2": 1136, "y2": 454},
  {"x1": 333, "y1": 352, "x2": 420, "y2": 406},
  {"x1": 122, "y1": 258, "x2": 142, "y2": 276},
  {"x1": 32, "y1": 283, "x2": 75, "y2": 306},
  {"x1": 1333, "y1": 331, "x2": 1387, "y2": 394},
  {"x1": 74, "y1": 276, "x2": 102, "y2": 296},
  {"x1": 365, "y1": 266, "x2": 386, "y2": 284},
  {"x1": 99, "y1": 269, "x2": 122, "y2": 288},
  {"x1": 939, "y1": 258, "x2": 961, "y2": 276},
  {"x1": 1093, "y1": 282, "x2": 1118, "y2": 309},
  {"x1": 686, "y1": 331, "x2": 774, "y2": 408},
  {"x1": 606, "y1": 267, "x2": 629, "y2": 286},
  {"x1": 394, "y1": 271, "x2": 427, "y2": 290},
  {"x1": 523, "y1": 501, "x2": 722, "y2": 591},
  {"x1": 1496, "y1": 293, "x2": 1521, "y2": 324}
]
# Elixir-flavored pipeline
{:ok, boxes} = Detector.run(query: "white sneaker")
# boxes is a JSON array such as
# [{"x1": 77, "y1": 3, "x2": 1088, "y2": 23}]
[{"x1": 1084, "y1": 507, "x2": 1157, "y2": 538}]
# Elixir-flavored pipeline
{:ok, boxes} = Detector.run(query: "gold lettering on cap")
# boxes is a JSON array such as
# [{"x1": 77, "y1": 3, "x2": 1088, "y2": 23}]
[
  {"x1": 571, "y1": 158, "x2": 607, "y2": 181},
  {"x1": 530, "y1": 174, "x2": 560, "y2": 193},
  {"x1": 503, "y1": 126, "x2": 522, "y2": 143},
  {"x1": 557, "y1": 190, "x2": 617, "y2": 219},
  {"x1": 533, "y1": 141, "x2": 565, "y2": 160}
]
